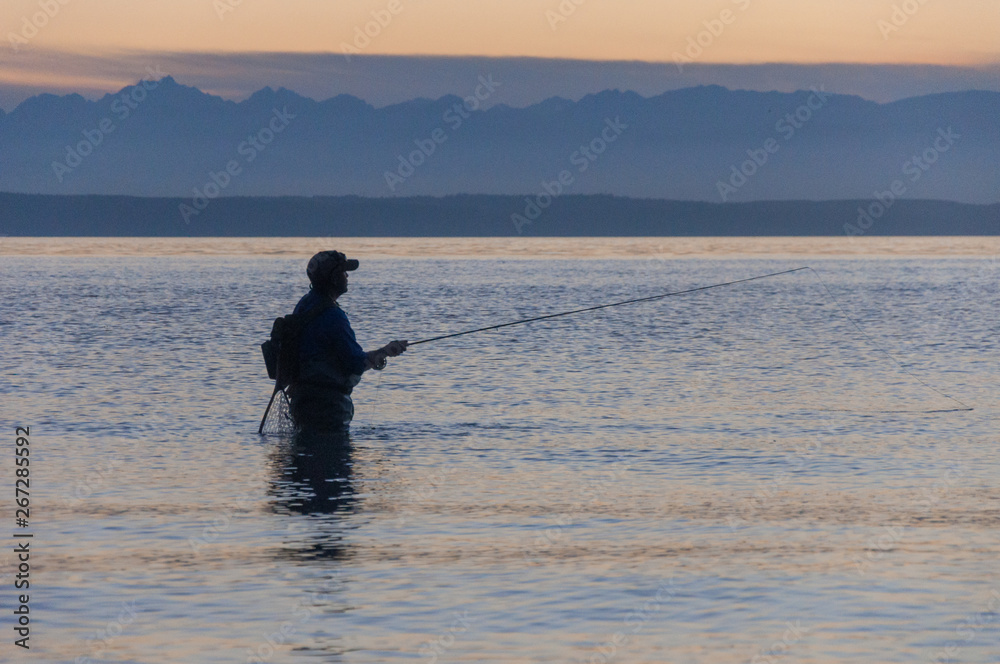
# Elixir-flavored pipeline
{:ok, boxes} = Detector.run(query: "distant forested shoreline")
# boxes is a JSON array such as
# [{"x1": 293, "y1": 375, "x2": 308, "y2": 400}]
[{"x1": 0, "y1": 193, "x2": 997, "y2": 237}]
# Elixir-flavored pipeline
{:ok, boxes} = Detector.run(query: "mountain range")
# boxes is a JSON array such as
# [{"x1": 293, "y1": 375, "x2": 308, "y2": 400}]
[{"x1": 0, "y1": 77, "x2": 998, "y2": 204}]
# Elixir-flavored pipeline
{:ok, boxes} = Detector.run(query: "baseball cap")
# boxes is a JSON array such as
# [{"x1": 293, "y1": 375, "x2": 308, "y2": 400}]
[{"x1": 307, "y1": 250, "x2": 359, "y2": 287}]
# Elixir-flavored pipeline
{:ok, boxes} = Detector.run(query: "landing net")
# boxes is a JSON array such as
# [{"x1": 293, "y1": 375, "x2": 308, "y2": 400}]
[{"x1": 260, "y1": 388, "x2": 297, "y2": 436}]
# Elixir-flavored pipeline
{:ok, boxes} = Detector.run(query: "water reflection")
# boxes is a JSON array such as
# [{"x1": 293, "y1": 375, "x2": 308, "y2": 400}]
[{"x1": 268, "y1": 430, "x2": 358, "y2": 561}]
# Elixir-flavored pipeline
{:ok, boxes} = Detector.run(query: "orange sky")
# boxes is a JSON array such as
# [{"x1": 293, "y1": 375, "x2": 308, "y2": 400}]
[{"x1": 4, "y1": 0, "x2": 999, "y2": 66}]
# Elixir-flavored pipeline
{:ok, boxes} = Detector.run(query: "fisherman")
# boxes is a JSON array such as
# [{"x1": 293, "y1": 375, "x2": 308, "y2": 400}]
[{"x1": 286, "y1": 250, "x2": 408, "y2": 431}]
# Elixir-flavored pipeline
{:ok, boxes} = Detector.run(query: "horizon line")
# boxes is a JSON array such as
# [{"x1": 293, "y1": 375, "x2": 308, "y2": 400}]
[{"x1": 2, "y1": 191, "x2": 998, "y2": 206}]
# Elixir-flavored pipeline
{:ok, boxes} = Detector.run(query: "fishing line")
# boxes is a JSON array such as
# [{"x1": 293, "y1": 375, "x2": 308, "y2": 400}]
[
  {"x1": 365, "y1": 370, "x2": 384, "y2": 430},
  {"x1": 801, "y1": 266, "x2": 974, "y2": 413},
  {"x1": 817, "y1": 408, "x2": 972, "y2": 414}
]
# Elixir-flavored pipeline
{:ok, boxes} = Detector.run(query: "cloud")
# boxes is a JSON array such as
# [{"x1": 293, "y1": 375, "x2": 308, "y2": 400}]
[{"x1": 1, "y1": 49, "x2": 999, "y2": 111}]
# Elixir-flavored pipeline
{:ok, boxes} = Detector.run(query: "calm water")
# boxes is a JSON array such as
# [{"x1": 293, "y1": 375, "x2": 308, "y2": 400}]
[{"x1": 1, "y1": 239, "x2": 998, "y2": 663}]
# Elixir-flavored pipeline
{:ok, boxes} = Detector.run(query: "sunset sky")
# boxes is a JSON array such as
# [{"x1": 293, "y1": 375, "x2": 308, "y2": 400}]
[{"x1": 2, "y1": 0, "x2": 998, "y2": 108}]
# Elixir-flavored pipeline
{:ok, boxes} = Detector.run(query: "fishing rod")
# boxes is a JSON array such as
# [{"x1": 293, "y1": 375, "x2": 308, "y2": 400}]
[
  {"x1": 408, "y1": 265, "x2": 971, "y2": 413},
  {"x1": 410, "y1": 266, "x2": 810, "y2": 346}
]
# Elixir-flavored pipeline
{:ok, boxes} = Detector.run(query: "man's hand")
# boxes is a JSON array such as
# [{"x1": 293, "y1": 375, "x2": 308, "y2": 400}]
[
  {"x1": 365, "y1": 340, "x2": 408, "y2": 371},
  {"x1": 382, "y1": 340, "x2": 409, "y2": 357}
]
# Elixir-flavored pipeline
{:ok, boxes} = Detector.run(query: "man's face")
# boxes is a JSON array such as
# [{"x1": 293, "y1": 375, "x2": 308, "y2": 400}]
[{"x1": 330, "y1": 269, "x2": 349, "y2": 296}]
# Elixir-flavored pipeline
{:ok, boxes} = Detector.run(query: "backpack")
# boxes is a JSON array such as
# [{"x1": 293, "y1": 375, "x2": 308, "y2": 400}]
[{"x1": 261, "y1": 300, "x2": 332, "y2": 390}]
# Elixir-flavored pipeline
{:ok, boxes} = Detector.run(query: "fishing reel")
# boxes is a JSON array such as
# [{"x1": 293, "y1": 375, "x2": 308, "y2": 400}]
[{"x1": 373, "y1": 355, "x2": 388, "y2": 371}]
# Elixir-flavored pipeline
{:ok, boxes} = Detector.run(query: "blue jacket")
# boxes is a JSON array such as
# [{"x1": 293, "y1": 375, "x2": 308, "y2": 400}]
[{"x1": 293, "y1": 289, "x2": 367, "y2": 393}]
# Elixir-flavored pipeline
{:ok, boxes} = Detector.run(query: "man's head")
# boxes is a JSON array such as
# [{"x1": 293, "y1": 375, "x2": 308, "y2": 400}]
[{"x1": 307, "y1": 250, "x2": 359, "y2": 298}]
